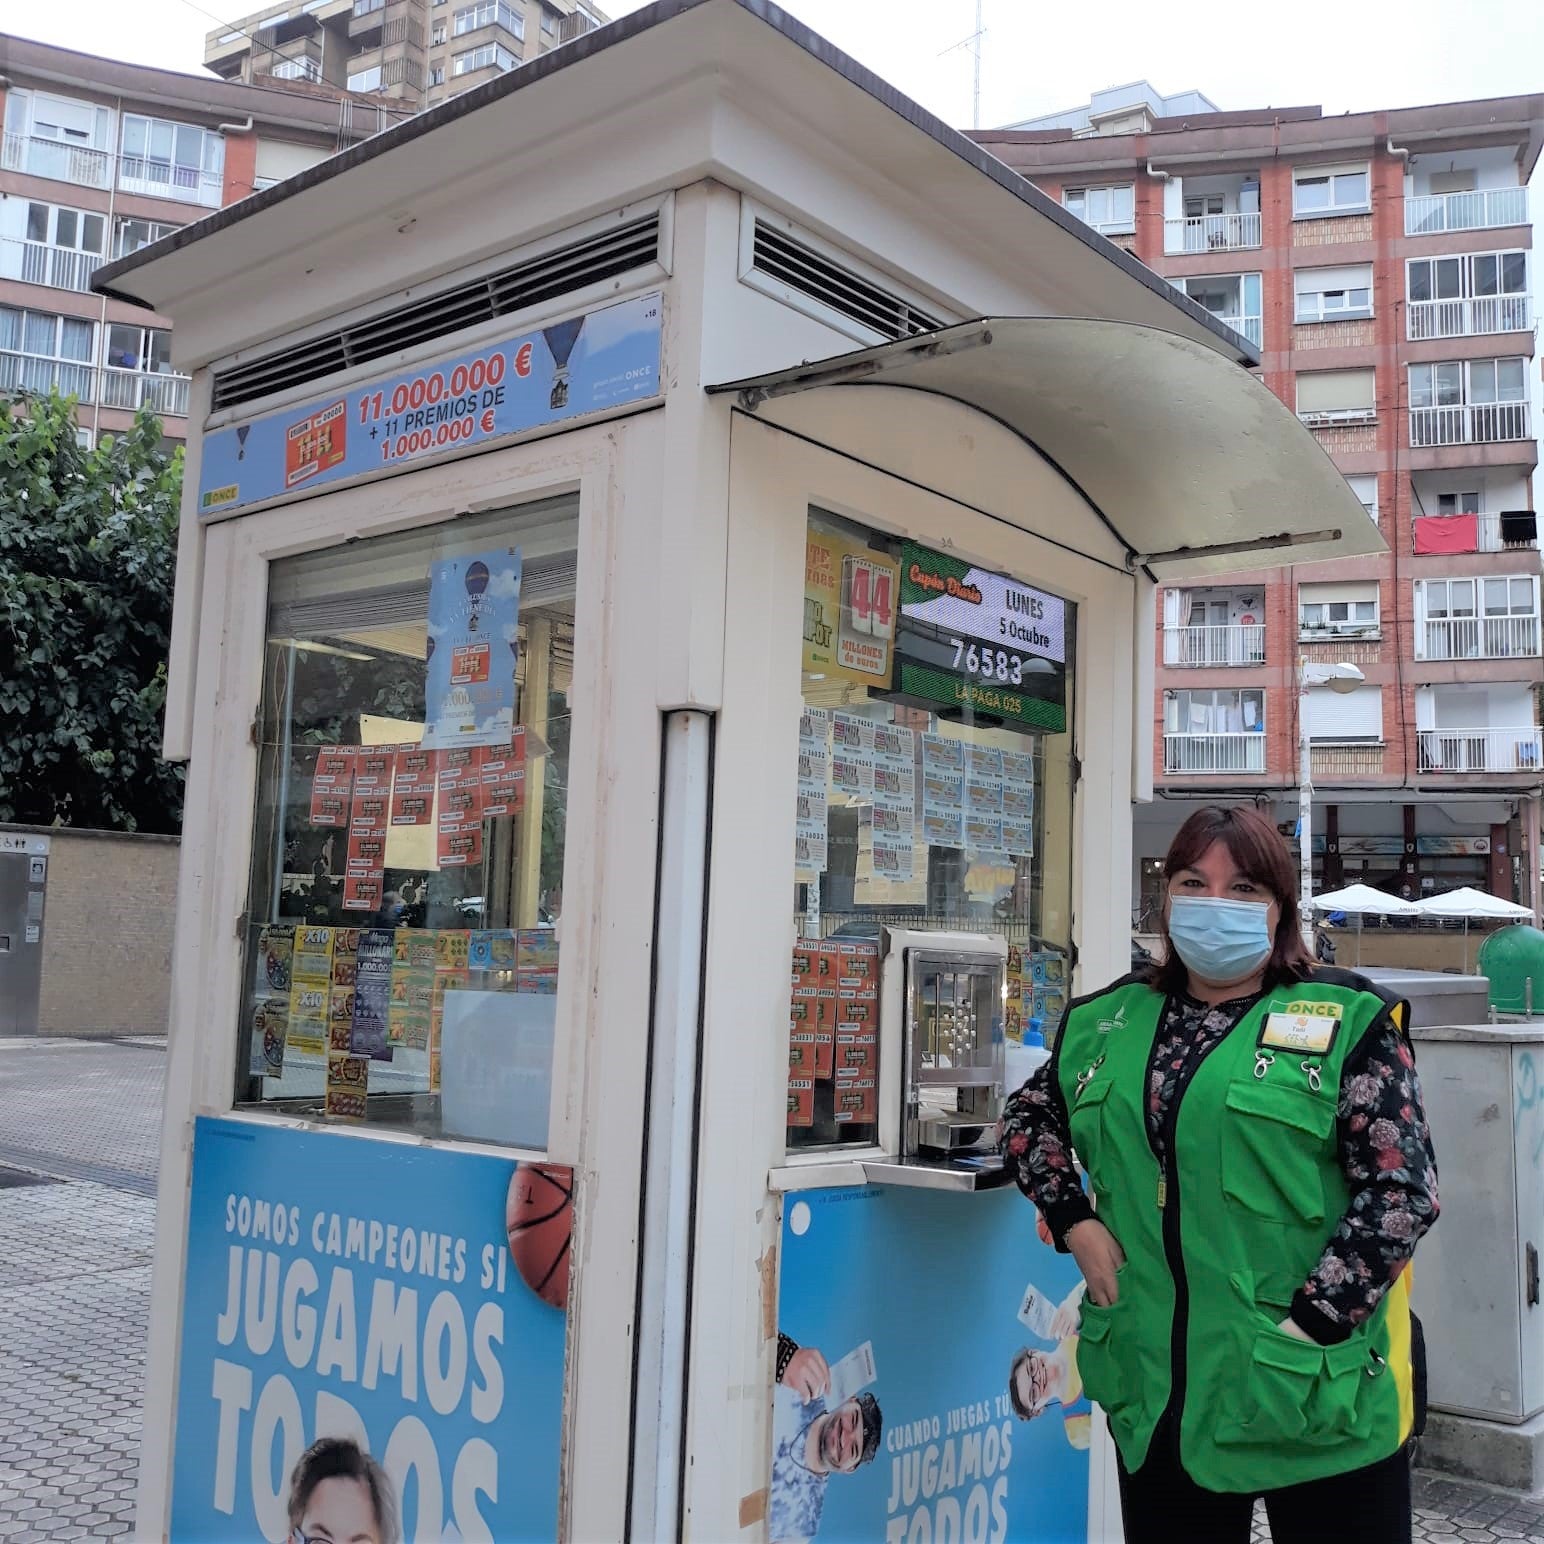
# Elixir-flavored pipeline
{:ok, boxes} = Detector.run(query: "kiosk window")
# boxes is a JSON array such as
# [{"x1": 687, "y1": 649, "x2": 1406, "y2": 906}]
[
  {"x1": 237, "y1": 497, "x2": 578, "y2": 1148},
  {"x1": 790, "y1": 510, "x2": 1076, "y2": 1151}
]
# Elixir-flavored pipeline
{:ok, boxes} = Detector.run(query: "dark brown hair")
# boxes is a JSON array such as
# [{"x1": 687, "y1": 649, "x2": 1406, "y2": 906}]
[
  {"x1": 287, "y1": 1436, "x2": 398, "y2": 1544},
  {"x1": 1147, "y1": 805, "x2": 1313, "y2": 996}
]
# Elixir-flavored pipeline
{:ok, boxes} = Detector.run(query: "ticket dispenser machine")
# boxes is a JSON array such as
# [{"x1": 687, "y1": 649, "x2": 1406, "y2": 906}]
[{"x1": 885, "y1": 928, "x2": 1009, "y2": 1159}]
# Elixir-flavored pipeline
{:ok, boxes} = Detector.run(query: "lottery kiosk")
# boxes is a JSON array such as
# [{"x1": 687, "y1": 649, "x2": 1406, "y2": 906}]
[{"x1": 95, "y1": 2, "x2": 1381, "y2": 1540}]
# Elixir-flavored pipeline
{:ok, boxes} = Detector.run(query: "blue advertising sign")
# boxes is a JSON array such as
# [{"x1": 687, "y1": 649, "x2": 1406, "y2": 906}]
[
  {"x1": 170, "y1": 1117, "x2": 571, "y2": 1542},
  {"x1": 422, "y1": 545, "x2": 522, "y2": 750},
  {"x1": 198, "y1": 291, "x2": 663, "y2": 518},
  {"x1": 774, "y1": 1184, "x2": 1090, "y2": 1544}
]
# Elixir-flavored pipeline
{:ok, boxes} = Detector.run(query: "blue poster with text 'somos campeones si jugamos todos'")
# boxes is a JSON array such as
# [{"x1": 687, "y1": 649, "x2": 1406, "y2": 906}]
[
  {"x1": 170, "y1": 1117, "x2": 571, "y2": 1543},
  {"x1": 774, "y1": 1184, "x2": 1090, "y2": 1544},
  {"x1": 196, "y1": 291, "x2": 662, "y2": 518}
]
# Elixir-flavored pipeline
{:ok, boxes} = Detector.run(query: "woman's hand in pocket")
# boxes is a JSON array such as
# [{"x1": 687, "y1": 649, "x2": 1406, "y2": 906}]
[{"x1": 1066, "y1": 1219, "x2": 1125, "y2": 1308}]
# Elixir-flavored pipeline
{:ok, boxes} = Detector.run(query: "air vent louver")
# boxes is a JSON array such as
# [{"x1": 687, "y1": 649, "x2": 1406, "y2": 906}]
[
  {"x1": 211, "y1": 213, "x2": 662, "y2": 413},
  {"x1": 751, "y1": 220, "x2": 943, "y2": 341}
]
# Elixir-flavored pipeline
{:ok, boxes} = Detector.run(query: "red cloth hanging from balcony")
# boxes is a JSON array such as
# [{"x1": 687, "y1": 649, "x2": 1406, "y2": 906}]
[{"x1": 1414, "y1": 514, "x2": 1478, "y2": 555}]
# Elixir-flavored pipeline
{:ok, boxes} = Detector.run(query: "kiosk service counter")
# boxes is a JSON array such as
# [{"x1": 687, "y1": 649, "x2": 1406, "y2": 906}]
[{"x1": 92, "y1": 3, "x2": 1383, "y2": 1539}]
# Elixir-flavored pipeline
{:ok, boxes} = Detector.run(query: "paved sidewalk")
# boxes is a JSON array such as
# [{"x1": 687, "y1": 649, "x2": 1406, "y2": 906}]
[{"x1": 0, "y1": 1038, "x2": 163, "y2": 1541}]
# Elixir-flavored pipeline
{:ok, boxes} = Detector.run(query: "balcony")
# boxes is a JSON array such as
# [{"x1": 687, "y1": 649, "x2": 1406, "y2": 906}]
[
  {"x1": 2, "y1": 132, "x2": 112, "y2": 192},
  {"x1": 0, "y1": 353, "x2": 95, "y2": 402},
  {"x1": 0, "y1": 236, "x2": 102, "y2": 295},
  {"x1": 99, "y1": 367, "x2": 192, "y2": 417},
  {"x1": 1418, "y1": 728, "x2": 1542, "y2": 775},
  {"x1": 118, "y1": 153, "x2": 223, "y2": 209},
  {"x1": 1164, "y1": 211, "x2": 1262, "y2": 254},
  {"x1": 1422, "y1": 615, "x2": 1541, "y2": 661},
  {"x1": 1162, "y1": 623, "x2": 1265, "y2": 668},
  {"x1": 1413, "y1": 511, "x2": 1538, "y2": 555},
  {"x1": 1410, "y1": 402, "x2": 1530, "y2": 448},
  {"x1": 1163, "y1": 732, "x2": 1266, "y2": 775},
  {"x1": 1408, "y1": 295, "x2": 1531, "y2": 341},
  {"x1": 1406, "y1": 188, "x2": 1529, "y2": 236}
]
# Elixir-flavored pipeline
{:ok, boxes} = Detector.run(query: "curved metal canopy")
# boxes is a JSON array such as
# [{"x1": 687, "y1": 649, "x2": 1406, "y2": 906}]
[{"x1": 709, "y1": 317, "x2": 1386, "y2": 579}]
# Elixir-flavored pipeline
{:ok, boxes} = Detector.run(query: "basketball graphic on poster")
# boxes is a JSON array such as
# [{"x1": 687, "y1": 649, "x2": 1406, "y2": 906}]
[{"x1": 508, "y1": 1163, "x2": 573, "y2": 1310}]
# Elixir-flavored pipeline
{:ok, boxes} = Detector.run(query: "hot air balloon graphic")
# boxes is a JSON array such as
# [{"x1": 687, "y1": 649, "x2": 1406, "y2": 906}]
[
  {"x1": 543, "y1": 317, "x2": 585, "y2": 411},
  {"x1": 465, "y1": 559, "x2": 490, "y2": 633}
]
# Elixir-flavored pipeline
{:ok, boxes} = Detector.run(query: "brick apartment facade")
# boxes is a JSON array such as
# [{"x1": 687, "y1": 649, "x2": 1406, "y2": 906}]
[
  {"x1": 1, "y1": 34, "x2": 412, "y2": 449},
  {"x1": 974, "y1": 86, "x2": 1544, "y2": 917}
]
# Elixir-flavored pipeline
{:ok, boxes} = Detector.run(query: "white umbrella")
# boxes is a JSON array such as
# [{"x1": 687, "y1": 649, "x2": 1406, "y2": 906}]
[
  {"x1": 1310, "y1": 884, "x2": 1419, "y2": 916},
  {"x1": 1310, "y1": 884, "x2": 1418, "y2": 967},
  {"x1": 1411, "y1": 887, "x2": 1532, "y2": 973},
  {"x1": 1412, "y1": 887, "x2": 1532, "y2": 920}
]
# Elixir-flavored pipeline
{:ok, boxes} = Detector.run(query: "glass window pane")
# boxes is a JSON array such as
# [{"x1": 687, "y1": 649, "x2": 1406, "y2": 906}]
[
  {"x1": 21, "y1": 312, "x2": 54, "y2": 356},
  {"x1": 106, "y1": 323, "x2": 141, "y2": 368},
  {"x1": 1408, "y1": 366, "x2": 1432, "y2": 409},
  {"x1": 1497, "y1": 359, "x2": 1525, "y2": 398},
  {"x1": 150, "y1": 121, "x2": 174, "y2": 161},
  {"x1": 58, "y1": 317, "x2": 92, "y2": 361},
  {"x1": 123, "y1": 117, "x2": 146, "y2": 157},
  {"x1": 1512, "y1": 578, "x2": 1535, "y2": 613},
  {"x1": 25, "y1": 204, "x2": 48, "y2": 244},
  {"x1": 81, "y1": 214, "x2": 105, "y2": 254},
  {"x1": 1435, "y1": 363, "x2": 1463, "y2": 405},
  {"x1": 0, "y1": 307, "x2": 19, "y2": 352},
  {"x1": 1408, "y1": 262, "x2": 1431, "y2": 303},
  {"x1": 1472, "y1": 255, "x2": 1498, "y2": 296},
  {"x1": 1469, "y1": 361, "x2": 1497, "y2": 404},
  {"x1": 1451, "y1": 580, "x2": 1475, "y2": 616},
  {"x1": 239, "y1": 498, "x2": 578, "y2": 1145},
  {"x1": 1335, "y1": 171, "x2": 1368, "y2": 205},
  {"x1": 1484, "y1": 579, "x2": 1508, "y2": 615},
  {"x1": 790, "y1": 510, "x2": 1075, "y2": 1152},
  {"x1": 54, "y1": 209, "x2": 78, "y2": 249},
  {"x1": 1502, "y1": 252, "x2": 1526, "y2": 294},
  {"x1": 174, "y1": 125, "x2": 201, "y2": 168},
  {"x1": 1434, "y1": 258, "x2": 1462, "y2": 299},
  {"x1": 1296, "y1": 176, "x2": 1329, "y2": 211},
  {"x1": 147, "y1": 330, "x2": 175, "y2": 373}
]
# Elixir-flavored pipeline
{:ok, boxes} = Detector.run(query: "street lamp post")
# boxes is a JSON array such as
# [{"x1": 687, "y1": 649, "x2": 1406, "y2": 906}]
[{"x1": 1299, "y1": 658, "x2": 1366, "y2": 945}]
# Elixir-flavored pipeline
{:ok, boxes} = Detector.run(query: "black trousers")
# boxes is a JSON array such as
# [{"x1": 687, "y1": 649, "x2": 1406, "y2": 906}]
[{"x1": 1116, "y1": 1434, "x2": 1412, "y2": 1544}]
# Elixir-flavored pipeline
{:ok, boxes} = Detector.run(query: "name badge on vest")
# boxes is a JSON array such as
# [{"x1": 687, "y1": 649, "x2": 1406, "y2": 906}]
[{"x1": 1259, "y1": 1000, "x2": 1343, "y2": 1055}]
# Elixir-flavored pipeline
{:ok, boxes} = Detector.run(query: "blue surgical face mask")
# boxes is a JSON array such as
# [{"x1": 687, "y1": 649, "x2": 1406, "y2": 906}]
[{"x1": 1166, "y1": 895, "x2": 1273, "y2": 985}]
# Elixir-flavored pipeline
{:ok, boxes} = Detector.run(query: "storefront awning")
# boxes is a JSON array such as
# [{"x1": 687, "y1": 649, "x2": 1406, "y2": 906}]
[{"x1": 709, "y1": 317, "x2": 1386, "y2": 579}]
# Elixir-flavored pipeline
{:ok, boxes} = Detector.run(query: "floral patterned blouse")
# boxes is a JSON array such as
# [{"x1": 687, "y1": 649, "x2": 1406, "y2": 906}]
[{"x1": 998, "y1": 984, "x2": 1440, "y2": 1344}]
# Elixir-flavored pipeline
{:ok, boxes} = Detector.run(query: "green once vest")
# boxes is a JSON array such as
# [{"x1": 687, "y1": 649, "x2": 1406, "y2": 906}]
[{"x1": 1054, "y1": 971, "x2": 1416, "y2": 1493}]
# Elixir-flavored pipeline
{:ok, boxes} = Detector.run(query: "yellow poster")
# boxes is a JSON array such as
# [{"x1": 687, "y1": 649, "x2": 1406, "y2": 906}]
[
  {"x1": 804, "y1": 530, "x2": 899, "y2": 689},
  {"x1": 288, "y1": 925, "x2": 335, "y2": 1052}
]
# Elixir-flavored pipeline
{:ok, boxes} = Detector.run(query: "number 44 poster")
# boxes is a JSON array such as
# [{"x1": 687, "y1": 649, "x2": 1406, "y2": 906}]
[{"x1": 423, "y1": 548, "x2": 522, "y2": 750}]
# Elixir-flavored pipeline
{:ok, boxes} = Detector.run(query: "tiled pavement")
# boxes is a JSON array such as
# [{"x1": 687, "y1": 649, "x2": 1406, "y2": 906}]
[
  {"x1": 0, "y1": 1038, "x2": 162, "y2": 1541},
  {"x1": 1, "y1": 1036, "x2": 1542, "y2": 1541}
]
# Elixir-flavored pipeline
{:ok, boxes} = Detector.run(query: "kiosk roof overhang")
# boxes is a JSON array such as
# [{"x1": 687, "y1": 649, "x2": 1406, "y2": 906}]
[
  {"x1": 93, "y1": 0, "x2": 1252, "y2": 371},
  {"x1": 710, "y1": 318, "x2": 1387, "y2": 579}
]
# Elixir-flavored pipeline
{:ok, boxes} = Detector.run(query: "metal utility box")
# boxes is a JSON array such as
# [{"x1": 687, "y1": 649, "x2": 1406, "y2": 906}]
[
  {"x1": 0, "y1": 833, "x2": 49, "y2": 1035},
  {"x1": 1358, "y1": 967, "x2": 1490, "y2": 1028},
  {"x1": 1411, "y1": 1023, "x2": 1544, "y2": 1423}
]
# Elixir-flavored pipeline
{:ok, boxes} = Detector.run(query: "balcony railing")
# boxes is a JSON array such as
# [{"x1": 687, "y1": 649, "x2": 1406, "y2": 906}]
[
  {"x1": 0, "y1": 236, "x2": 102, "y2": 294},
  {"x1": 1413, "y1": 512, "x2": 1539, "y2": 554},
  {"x1": 2, "y1": 131, "x2": 112, "y2": 191},
  {"x1": 1406, "y1": 188, "x2": 1529, "y2": 236},
  {"x1": 1163, "y1": 732, "x2": 1267, "y2": 775},
  {"x1": 1410, "y1": 402, "x2": 1530, "y2": 448},
  {"x1": 1215, "y1": 313, "x2": 1262, "y2": 348},
  {"x1": 3, "y1": 131, "x2": 223, "y2": 207},
  {"x1": 1422, "y1": 615, "x2": 1541, "y2": 661},
  {"x1": 1407, "y1": 295, "x2": 1531, "y2": 341},
  {"x1": 118, "y1": 154, "x2": 223, "y2": 209},
  {"x1": 1164, "y1": 211, "x2": 1262, "y2": 254},
  {"x1": 1418, "y1": 728, "x2": 1543, "y2": 774},
  {"x1": 99, "y1": 367, "x2": 192, "y2": 417},
  {"x1": 1162, "y1": 623, "x2": 1266, "y2": 667},
  {"x1": 0, "y1": 353, "x2": 95, "y2": 402}
]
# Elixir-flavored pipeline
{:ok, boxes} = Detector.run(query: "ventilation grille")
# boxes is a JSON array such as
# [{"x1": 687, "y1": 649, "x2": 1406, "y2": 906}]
[
  {"x1": 212, "y1": 213, "x2": 662, "y2": 413},
  {"x1": 750, "y1": 219, "x2": 944, "y2": 342}
]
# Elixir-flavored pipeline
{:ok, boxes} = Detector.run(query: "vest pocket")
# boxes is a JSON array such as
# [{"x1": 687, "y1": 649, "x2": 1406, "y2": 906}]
[
  {"x1": 1074, "y1": 1299, "x2": 1134, "y2": 1424},
  {"x1": 1219, "y1": 1325, "x2": 1380, "y2": 1450},
  {"x1": 1219, "y1": 1080, "x2": 1336, "y2": 1224},
  {"x1": 1067, "y1": 1077, "x2": 1116, "y2": 1190}
]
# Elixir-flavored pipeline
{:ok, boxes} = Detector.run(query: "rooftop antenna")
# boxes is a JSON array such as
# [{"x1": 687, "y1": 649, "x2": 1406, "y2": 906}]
[{"x1": 940, "y1": 0, "x2": 986, "y2": 130}]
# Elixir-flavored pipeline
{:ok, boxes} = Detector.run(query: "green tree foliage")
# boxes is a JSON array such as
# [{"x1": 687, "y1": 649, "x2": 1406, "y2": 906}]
[{"x1": 0, "y1": 391, "x2": 184, "y2": 833}]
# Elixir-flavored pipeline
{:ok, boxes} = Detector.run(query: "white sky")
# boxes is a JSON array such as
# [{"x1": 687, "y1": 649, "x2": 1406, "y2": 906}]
[{"x1": 9, "y1": 0, "x2": 1543, "y2": 127}]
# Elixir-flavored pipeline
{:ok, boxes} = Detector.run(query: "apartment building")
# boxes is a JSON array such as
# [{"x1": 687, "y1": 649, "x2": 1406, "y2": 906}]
[
  {"x1": 204, "y1": 0, "x2": 608, "y2": 111},
  {"x1": 0, "y1": 35, "x2": 413, "y2": 448},
  {"x1": 974, "y1": 84, "x2": 1544, "y2": 912}
]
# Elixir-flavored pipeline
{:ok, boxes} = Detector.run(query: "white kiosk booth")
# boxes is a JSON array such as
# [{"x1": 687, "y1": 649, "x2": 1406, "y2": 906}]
[{"x1": 95, "y1": 2, "x2": 1382, "y2": 1539}]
